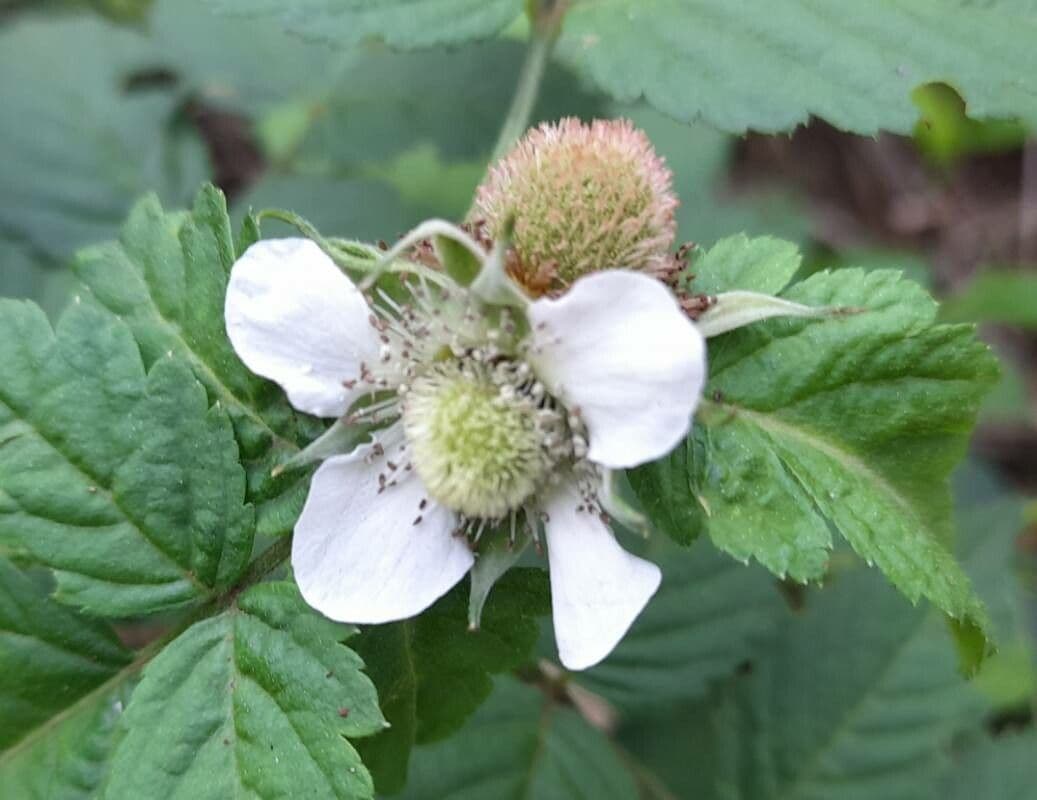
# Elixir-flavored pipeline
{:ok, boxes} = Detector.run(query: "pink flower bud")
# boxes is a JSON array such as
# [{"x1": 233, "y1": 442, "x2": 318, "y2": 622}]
[{"x1": 472, "y1": 117, "x2": 679, "y2": 295}]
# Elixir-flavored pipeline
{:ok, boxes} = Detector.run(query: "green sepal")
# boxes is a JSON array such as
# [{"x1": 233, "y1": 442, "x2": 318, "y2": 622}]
[
  {"x1": 434, "y1": 234, "x2": 482, "y2": 286},
  {"x1": 468, "y1": 531, "x2": 531, "y2": 630}
]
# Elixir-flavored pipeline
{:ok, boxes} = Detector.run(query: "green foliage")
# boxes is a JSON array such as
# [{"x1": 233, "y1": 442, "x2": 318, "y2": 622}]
[
  {"x1": 0, "y1": 237, "x2": 72, "y2": 319},
  {"x1": 74, "y1": 187, "x2": 315, "y2": 539},
  {"x1": 0, "y1": 17, "x2": 207, "y2": 260},
  {"x1": 150, "y1": 0, "x2": 343, "y2": 116},
  {"x1": 941, "y1": 269, "x2": 1037, "y2": 328},
  {"x1": 353, "y1": 570, "x2": 549, "y2": 793},
  {"x1": 632, "y1": 235, "x2": 1000, "y2": 661},
  {"x1": 939, "y1": 731, "x2": 1037, "y2": 800},
  {"x1": 913, "y1": 83, "x2": 1028, "y2": 166},
  {"x1": 626, "y1": 570, "x2": 983, "y2": 799},
  {"x1": 206, "y1": 0, "x2": 518, "y2": 49},
  {"x1": 0, "y1": 683, "x2": 134, "y2": 800},
  {"x1": 397, "y1": 677, "x2": 639, "y2": 800},
  {"x1": 104, "y1": 582, "x2": 384, "y2": 799},
  {"x1": 239, "y1": 176, "x2": 411, "y2": 246},
  {"x1": 622, "y1": 462, "x2": 1024, "y2": 799},
  {"x1": 0, "y1": 558, "x2": 131, "y2": 751},
  {"x1": 621, "y1": 500, "x2": 1017, "y2": 799},
  {"x1": 0, "y1": 297, "x2": 252, "y2": 615},
  {"x1": 618, "y1": 106, "x2": 810, "y2": 248},
  {"x1": 0, "y1": 4, "x2": 1030, "y2": 796},
  {"x1": 557, "y1": 0, "x2": 1037, "y2": 135},
  {"x1": 576, "y1": 542, "x2": 785, "y2": 713}
]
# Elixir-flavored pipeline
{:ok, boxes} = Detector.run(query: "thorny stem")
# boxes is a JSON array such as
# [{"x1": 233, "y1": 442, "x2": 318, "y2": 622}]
[{"x1": 489, "y1": 0, "x2": 569, "y2": 164}]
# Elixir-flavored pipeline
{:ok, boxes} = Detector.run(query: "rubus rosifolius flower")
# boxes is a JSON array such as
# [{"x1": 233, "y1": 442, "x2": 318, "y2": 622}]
[{"x1": 224, "y1": 229, "x2": 707, "y2": 670}]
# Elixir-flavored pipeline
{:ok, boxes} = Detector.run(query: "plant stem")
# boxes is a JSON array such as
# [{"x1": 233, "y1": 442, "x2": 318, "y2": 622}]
[
  {"x1": 489, "y1": 0, "x2": 568, "y2": 164},
  {"x1": 220, "y1": 536, "x2": 293, "y2": 608}
]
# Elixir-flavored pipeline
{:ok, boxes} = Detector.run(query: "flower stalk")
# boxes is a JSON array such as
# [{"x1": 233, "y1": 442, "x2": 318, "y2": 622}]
[{"x1": 490, "y1": 0, "x2": 569, "y2": 164}]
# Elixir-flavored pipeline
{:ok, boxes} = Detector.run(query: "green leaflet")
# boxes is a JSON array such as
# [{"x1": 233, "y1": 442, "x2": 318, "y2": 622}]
[
  {"x1": 397, "y1": 677, "x2": 639, "y2": 800},
  {"x1": 0, "y1": 298, "x2": 253, "y2": 616},
  {"x1": 576, "y1": 541, "x2": 785, "y2": 714},
  {"x1": 620, "y1": 467, "x2": 1022, "y2": 799},
  {"x1": 685, "y1": 233, "x2": 803, "y2": 297},
  {"x1": 0, "y1": 236, "x2": 75, "y2": 323},
  {"x1": 74, "y1": 186, "x2": 317, "y2": 539},
  {"x1": 632, "y1": 235, "x2": 1000, "y2": 658},
  {"x1": 0, "y1": 559, "x2": 131, "y2": 752},
  {"x1": 938, "y1": 731, "x2": 1037, "y2": 800},
  {"x1": 0, "y1": 683, "x2": 134, "y2": 800},
  {"x1": 283, "y1": 41, "x2": 605, "y2": 173},
  {"x1": 627, "y1": 569, "x2": 984, "y2": 800},
  {"x1": 0, "y1": 17, "x2": 207, "y2": 260},
  {"x1": 557, "y1": 0, "x2": 1037, "y2": 135},
  {"x1": 353, "y1": 570, "x2": 549, "y2": 794},
  {"x1": 151, "y1": 0, "x2": 351, "y2": 117},
  {"x1": 205, "y1": 0, "x2": 518, "y2": 49},
  {"x1": 103, "y1": 582, "x2": 385, "y2": 800}
]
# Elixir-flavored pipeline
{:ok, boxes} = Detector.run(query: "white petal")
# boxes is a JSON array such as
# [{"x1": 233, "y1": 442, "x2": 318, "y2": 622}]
[
  {"x1": 545, "y1": 482, "x2": 661, "y2": 671},
  {"x1": 225, "y1": 238, "x2": 381, "y2": 418},
  {"x1": 528, "y1": 270, "x2": 706, "y2": 469},
  {"x1": 292, "y1": 428, "x2": 473, "y2": 624}
]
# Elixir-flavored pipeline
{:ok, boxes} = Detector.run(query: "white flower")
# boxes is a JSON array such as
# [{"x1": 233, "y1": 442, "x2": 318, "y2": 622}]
[{"x1": 225, "y1": 237, "x2": 706, "y2": 670}]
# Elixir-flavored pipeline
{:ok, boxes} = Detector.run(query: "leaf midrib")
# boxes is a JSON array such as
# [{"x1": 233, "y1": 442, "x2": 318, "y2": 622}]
[
  {"x1": 117, "y1": 284, "x2": 299, "y2": 456},
  {"x1": 0, "y1": 395, "x2": 208, "y2": 596},
  {"x1": 774, "y1": 608, "x2": 936, "y2": 800},
  {"x1": 699, "y1": 399, "x2": 925, "y2": 534}
]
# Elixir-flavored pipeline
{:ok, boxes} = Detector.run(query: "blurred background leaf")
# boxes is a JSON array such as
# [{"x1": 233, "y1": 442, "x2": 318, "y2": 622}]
[{"x1": 0, "y1": 2, "x2": 1035, "y2": 797}]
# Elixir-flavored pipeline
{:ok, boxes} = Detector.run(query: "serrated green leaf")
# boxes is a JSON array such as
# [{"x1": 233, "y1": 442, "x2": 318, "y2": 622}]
[
  {"x1": 0, "y1": 299, "x2": 252, "y2": 615},
  {"x1": 0, "y1": 558, "x2": 131, "y2": 751},
  {"x1": 626, "y1": 562, "x2": 991, "y2": 800},
  {"x1": 151, "y1": 0, "x2": 348, "y2": 116},
  {"x1": 0, "y1": 682, "x2": 133, "y2": 800},
  {"x1": 206, "y1": 0, "x2": 518, "y2": 49},
  {"x1": 0, "y1": 16, "x2": 208, "y2": 260},
  {"x1": 74, "y1": 186, "x2": 315, "y2": 539},
  {"x1": 687, "y1": 233, "x2": 803, "y2": 296},
  {"x1": 292, "y1": 41, "x2": 605, "y2": 171},
  {"x1": 397, "y1": 677, "x2": 639, "y2": 800},
  {"x1": 592, "y1": 464, "x2": 1021, "y2": 799},
  {"x1": 353, "y1": 570, "x2": 549, "y2": 794},
  {"x1": 633, "y1": 237, "x2": 999, "y2": 650},
  {"x1": 557, "y1": 0, "x2": 1037, "y2": 136},
  {"x1": 104, "y1": 582, "x2": 384, "y2": 800},
  {"x1": 938, "y1": 731, "x2": 1037, "y2": 800},
  {"x1": 576, "y1": 542, "x2": 785, "y2": 714}
]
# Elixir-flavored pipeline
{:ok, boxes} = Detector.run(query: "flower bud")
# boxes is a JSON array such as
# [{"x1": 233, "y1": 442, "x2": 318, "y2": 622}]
[{"x1": 471, "y1": 117, "x2": 679, "y2": 295}]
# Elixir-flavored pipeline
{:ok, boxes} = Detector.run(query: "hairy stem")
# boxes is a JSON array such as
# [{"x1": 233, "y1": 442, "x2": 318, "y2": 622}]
[
  {"x1": 489, "y1": 0, "x2": 568, "y2": 164},
  {"x1": 218, "y1": 536, "x2": 293, "y2": 609}
]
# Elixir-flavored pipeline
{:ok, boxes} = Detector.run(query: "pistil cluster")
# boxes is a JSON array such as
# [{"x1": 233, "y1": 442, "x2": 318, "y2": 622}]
[{"x1": 342, "y1": 277, "x2": 595, "y2": 543}]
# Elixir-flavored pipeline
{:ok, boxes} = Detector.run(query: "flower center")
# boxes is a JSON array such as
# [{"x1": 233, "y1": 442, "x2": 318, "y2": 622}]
[{"x1": 401, "y1": 359, "x2": 568, "y2": 519}]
